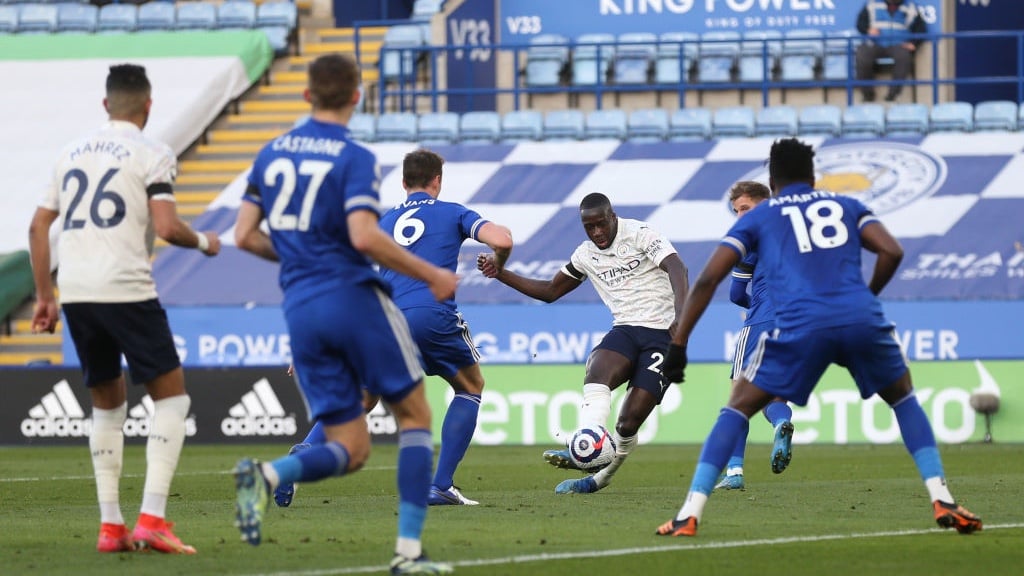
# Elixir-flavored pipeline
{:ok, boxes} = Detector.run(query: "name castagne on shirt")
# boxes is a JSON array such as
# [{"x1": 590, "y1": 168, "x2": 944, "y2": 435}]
[{"x1": 271, "y1": 134, "x2": 346, "y2": 156}]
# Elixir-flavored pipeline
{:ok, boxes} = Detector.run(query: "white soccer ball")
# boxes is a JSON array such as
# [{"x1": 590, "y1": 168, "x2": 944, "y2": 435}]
[{"x1": 568, "y1": 425, "x2": 616, "y2": 471}]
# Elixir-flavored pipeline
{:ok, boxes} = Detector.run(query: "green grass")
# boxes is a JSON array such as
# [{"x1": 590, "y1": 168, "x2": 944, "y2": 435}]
[{"x1": 2, "y1": 443, "x2": 1023, "y2": 575}]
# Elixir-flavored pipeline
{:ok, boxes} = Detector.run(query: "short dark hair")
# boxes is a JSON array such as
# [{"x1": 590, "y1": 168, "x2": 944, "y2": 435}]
[
  {"x1": 729, "y1": 181, "x2": 772, "y2": 204},
  {"x1": 106, "y1": 64, "x2": 151, "y2": 117},
  {"x1": 768, "y1": 138, "x2": 815, "y2": 187},
  {"x1": 580, "y1": 192, "x2": 611, "y2": 212},
  {"x1": 403, "y1": 148, "x2": 444, "y2": 189},
  {"x1": 307, "y1": 54, "x2": 361, "y2": 110}
]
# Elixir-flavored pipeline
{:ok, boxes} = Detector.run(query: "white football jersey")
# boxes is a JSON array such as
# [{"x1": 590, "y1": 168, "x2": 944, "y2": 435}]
[
  {"x1": 40, "y1": 120, "x2": 177, "y2": 303},
  {"x1": 563, "y1": 218, "x2": 678, "y2": 329}
]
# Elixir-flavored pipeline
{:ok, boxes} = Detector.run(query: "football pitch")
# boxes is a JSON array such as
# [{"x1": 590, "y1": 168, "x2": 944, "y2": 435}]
[{"x1": 2, "y1": 443, "x2": 1023, "y2": 575}]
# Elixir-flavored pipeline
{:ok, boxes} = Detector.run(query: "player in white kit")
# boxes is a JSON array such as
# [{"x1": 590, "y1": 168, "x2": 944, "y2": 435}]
[
  {"x1": 477, "y1": 192, "x2": 689, "y2": 494},
  {"x1": 27, "y1": 64, "x2": 220, "y2": 554}
]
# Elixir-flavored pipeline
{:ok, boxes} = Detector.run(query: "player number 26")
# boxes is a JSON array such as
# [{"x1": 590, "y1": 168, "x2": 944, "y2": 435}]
[
  {"x1": 62, "y1": 168, "x2": 126, "y2": 230},
  {"x1": 780, "y1": 199, "x2": 848, "y2": 253},
  {"x1": 265, "y1": 158, "x2": 333, "y2": 232}
]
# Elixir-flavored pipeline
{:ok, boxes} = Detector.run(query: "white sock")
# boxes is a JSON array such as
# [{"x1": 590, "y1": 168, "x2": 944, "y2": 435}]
[
  {"x1": 726, "y1": 466, "x2": 744, "y2": 476},
  {"x1": 676, "y1": 491, "x2": 709, "y2": 523},
  {"x1": 593, "y1": 432, "x2": 637, "y2": 489},
  {"x1": 260, "y1": 461, "x2": 280, "y2": 490},
  {"x1": 581, "y1": 383, "x2": 612, "y2": 428},
  {"x1": 141, "y1": 395, "x2": 190, "y2": 518},
  {"x1": 91, "y1": 404, "x2": 126, "y2": 526},
  {"x1": 395, "y1": 537, "x2": 422, "y2": 560},
  {"x1": 925, "y1": 476, "x2": 954, "y2": 504}
]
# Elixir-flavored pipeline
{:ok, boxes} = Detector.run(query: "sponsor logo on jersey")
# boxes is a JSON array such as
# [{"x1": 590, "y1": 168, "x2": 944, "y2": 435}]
[
  {"x1": 21, "y1": 380, "x2": 88, "y2": 437},
  {"x1": 221, "y1": 378, "x2": 297, "y2": 436}
]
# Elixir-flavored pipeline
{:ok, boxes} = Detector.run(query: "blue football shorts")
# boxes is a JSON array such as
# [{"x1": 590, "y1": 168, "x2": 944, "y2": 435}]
[
  {"x1": 730, "y1": 320, "x2": 774, "y2": 380},
  {"x1": 593, "y1": 324, "x2": 672, "y2": 403},
  {"x1": 402, "y1": 305, "x2": 479, "y2": 380}
]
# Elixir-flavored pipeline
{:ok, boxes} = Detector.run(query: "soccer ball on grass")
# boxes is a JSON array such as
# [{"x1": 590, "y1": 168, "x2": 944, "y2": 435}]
[{"x1": 568, "y1": 425, "x2": 616, "y2": 471}]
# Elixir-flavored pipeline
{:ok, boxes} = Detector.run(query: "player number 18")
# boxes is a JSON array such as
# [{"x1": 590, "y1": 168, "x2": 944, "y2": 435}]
[{"x1": 780, "y1": 199, "x2": 848, "y2": 253}]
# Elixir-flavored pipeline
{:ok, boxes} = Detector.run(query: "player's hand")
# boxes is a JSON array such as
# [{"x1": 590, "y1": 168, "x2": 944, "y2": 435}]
[
  {"x1": 286, "y1": 364, "x2": 294, "y2": 377},
  {"x1": 477, "y1": 253, "x2": 499, "y2": 278},
  {"x1": 200, "y1": 231, "x2": 221, "y2": 256},
  {"x1": 31, "y1": 298, "x2": 59, "y2": 334},
  {"x1": 428, "y1": 267, "x2": 458, "y2": 302},
  {"x1": 662, "y1": 343, "x2": 688, "y2": 384},
  {"x1": 903, "y1": 42, "x2": 916, "y2": 52}
]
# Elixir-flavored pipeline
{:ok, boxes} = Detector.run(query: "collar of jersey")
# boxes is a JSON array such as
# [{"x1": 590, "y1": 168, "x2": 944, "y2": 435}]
[{"x1": 103, "y1": 119, "x2": 141, "y2": 133}]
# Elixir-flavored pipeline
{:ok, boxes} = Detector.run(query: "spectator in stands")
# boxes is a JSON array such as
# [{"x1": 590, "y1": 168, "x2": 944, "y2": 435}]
[
  {"x1": 855, "y1": 0, "x2": 927, "y2": 102},
  {"x1": 28, "y1": 63, "x2": 220, "y2": 554}
]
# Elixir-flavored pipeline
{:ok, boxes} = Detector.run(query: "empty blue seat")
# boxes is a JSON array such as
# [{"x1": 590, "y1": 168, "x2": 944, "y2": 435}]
[
  {"x1": 973, "y1": 100, "x2": 1018, "y2": 132},
  {"x1": 885, "y1": 104, "x2": 929, "y2": 136},
  {"x1": 713, "y1": 106, "x2": 755, "y2": 138},
  {"x1": 627, "y1": 108, "x2": 669, "y2": 142},
  {"x1": 501, "y1": 110, "x2": 543, "y2": 142},
  {"x1": 669, "y1": 108, "x2": 712, "y2": 140},
  {"x1": 755, "y1": 106, "x2": 798, "y2": 137},
  {"x1": 585, "y1": 109, "x2": 627, "y2": 140},
  {"x1": 573, "y1": 33, "x2": 615, "y2": 86},
  {"x1": 543, "y1": 110, "x2": 585, "y2": 141},
  {"x1": 524, "y1": 34, "x2": 568, "y2": 87},
  {"x1": 217, "y1": 1, "x2": 256, "y2": 30},
  {"x1": 614, "y1": 32, "x2": 657, "y2": 84},
  {"x1": 348, "y1": 113, "x2": 376, "y2": 142},
  {"x1": 929, "y1": 102, "x2": 973, "y2": 133},
  {"x1": 697, "y1": 31, "x2": 740, "y2": 83},
  {"x1": 798, "y1": 104, "x2": 842, "y2": 136},
  {"x1": 842, "y1": 104, "x2": 886, "y2": 137},
  {"x1": 780, "y1": 29, "x2": 823, "y2": 81},
  {"x1": 136, "y1": 2, "x2": 175, "y2": 32},
  {"x1": 739, "y1": 30, "x2": 782, "y2": 82},
  {"x1": 16, "y1": 3, "x2": 57, "y2": 33},
  {"x1": 823, "y1": 29, "x2": 859, "y2": 80},
  {"x1": 257, "y1": 1, "x2": 297, "y2": 55},
  {"x1": 97, "y1": 3, "x2": 136, "y2": 33},
  {"x1": 0, "y1": 5, "x2": 18, "y2": 33},
  {"x1": 411, "y1": 0, "x2": 443, "y2": 21},
  {"x1": 381, "y1": 24, "x2": 424, "y2": 83},
  {"x1": 417, "y1": 112, "x2": 460, "y2": 144},
  {"x1": 375, "y1": 112, "x2": 418, "y2": 142},
  {"x1": 56, "y1": 3, "x2": 97, "y2": 33},
  {"x1": 655, "y1": 31, "x2": 697, "y2": 84},
  {"x1": 459, "y1": 111, "x2": 500, "y2": 144},
  {"x1": 176, "y1": 2, "x2": 216, "y2": 30}
]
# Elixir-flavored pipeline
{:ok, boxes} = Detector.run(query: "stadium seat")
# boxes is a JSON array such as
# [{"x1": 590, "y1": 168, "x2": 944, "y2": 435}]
[
  {"x1": 823, "y1": 29, "x2": 859, "y2": 80},
  {"x1": 929, "y1": 102, "x2": 974, "y2": 133},
  {"x1": 459, "y1": 111, "x2": 501, "y2": 144},
  {"x1": 411, "y1": 0, "x2": 443, "y2": 21},
  {"x1": 417, "y1": 111, "x2": 460, "y2": 144},
  {"x1": 0, "y1": 5, "x2": 18, "y2": 33},
  {"x1": 627, "y1": 108, "x2": 669, "y2": 142},
  {"x1": 375, "y1": 112, "x2": 418, "y2": 142},
  {"x1": 176, "y1": 2, "x2": 216, "y2": 30},
  {"x1": 500, "y1": 110, "x2": 543, "y2": 143},
  {"x1": 885, "y1": 103, "x2": 929, "y2": 136},
  {"x1": 97, "y1": 3, "x2": 136, "y2": 33},
  {"x1": 217, "y1": 0, "x2": 256, "y2": 30},
  {"x1": 523, "y1": 34, "x2": 568, "y2": 87},
  {"x1": 613, "y1": 32, "x2": 657, "y2": 84},
  {"x1": 669, "y1": 108, "x2": 712, "y2": 140},
  {"x1": 973, "y1": 100, "x2": 1018, "y2": 132},
  {"x1": 739, "y1": 30, "x2": 782, "y2": 83},
  {"x1": 16, "y1": 3, "x2": 57, "y2": 33},
  {"x1": 348, "y1": 113, "x2": 376, "y2": 142},
  {"x1": 841, "y1": 104, "x2": 886, "y2": 138},
  {"x1": 380, "y1": 24, "x2": 425, "y2": 83},
  {"x1": 136, "y1": 1, "x2": 175, "y2": 32},
  {"x1": 56, "y1": 3, "x2": 97, "y2": 33},
  {"x1": 697, "y1": 31, "x2": 740, "y2": 83},
  {"x1": 713, "y1": 106, "x2": 756, "y2": 138},
  {"x1": 584, "y1": 109, "x2": 627, "y2": 140},
  {"x1": 257, "y1": 1, "x2": 297, "y2": 56},
  {"x1": 755, "y1": 105, "x2": 798, "y2": 137},
  {"x1": 543, "y1": 109, "x2": 585, "y2": 141},
  {"x1": 572, "y1": 33, "x2": 615, "y2": 86},
  {"x1": 798, "y1": 104, "x2": 842, "y2": 136},
  {"x1": 780, "y1": 29, "x2": 823, "y2": 82},
  {"x1": 655, "y1": 31, "x2": 697, "y2": 84},
  {"x1": 1020, "y1": 102, "x2": 1024, "y2": 131}
]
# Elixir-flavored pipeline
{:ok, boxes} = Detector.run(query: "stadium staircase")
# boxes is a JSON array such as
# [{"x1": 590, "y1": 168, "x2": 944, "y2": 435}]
[{"x1": 0, "y1": 17, "x2": 387, "y2": 367}]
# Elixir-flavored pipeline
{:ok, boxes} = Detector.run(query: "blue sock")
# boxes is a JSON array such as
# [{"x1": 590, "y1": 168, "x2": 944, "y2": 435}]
[
  {"x1": 691, "y1": 408, "x2": 749, "y2": 495},
  {"x1": 302, "y1": 421, "x2": 326, "y2": 445},
  {"x1": 271, "y1": 441, "x2": 349, "y2": 485},
  {"x1": 764, "y1": 400, "x2": 793, "y2": 427},
  {"x1": 432, "y1": 393, "x2": 480, "y2": 489},
  {"x1": 397, "y1": 429, "x2": 433, "y2": 540},
  {"x1": 893, "y1": 394, "x2": 944, "y2": 479}
]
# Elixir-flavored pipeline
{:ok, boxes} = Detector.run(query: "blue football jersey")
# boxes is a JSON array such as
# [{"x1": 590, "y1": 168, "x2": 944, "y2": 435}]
[
  {"x1": 723, "y1": 183, "x2": 885, "y2": 331},
  {"x1": 738, "y1": 252, "x2": 775, "y2": 327},
  {"x1": 243, "y1": 118, "x2": 384, "y2": 308},
  {"x1": 378, "y1": 191, "x2": 487, "y2": 310}
]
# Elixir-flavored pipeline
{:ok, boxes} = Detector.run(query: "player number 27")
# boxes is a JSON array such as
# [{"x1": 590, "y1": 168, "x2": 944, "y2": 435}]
[
  {"x1": 265, "y1": 158, "x2": 333, "y2": 231},
  {"x1": 780, "y1": 199, "x2": 848, "y2": 253}
]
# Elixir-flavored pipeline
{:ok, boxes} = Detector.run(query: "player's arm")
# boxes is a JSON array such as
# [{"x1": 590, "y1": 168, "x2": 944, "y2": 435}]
[
  {"x1": 475, "y1": 222, "x2": 513, "y2": 273},
  {"x1": 658, "y1": 253, "x2": 689, "y2": 337},
  {"x1": 350, "y1": 209, "x2": 457, "y2": 302},
  {"x1": 235, "y1": 198, "x2": 278, "y2": 262},
  {"x1": 478, "y1": 254, "x2": 581, "y2": 303},
  {"x1": 860, "y1": 221, "x2": 904, "y2": 295},
  {"x1": 150, "y1": 198, "x2": 220, "y2": 256},
  {"x1": 27, "y1": 207, "x2": 60, "y2": 334},
  {"x1": 729, "y1": 261, "x2": 754, "y2": 308}
]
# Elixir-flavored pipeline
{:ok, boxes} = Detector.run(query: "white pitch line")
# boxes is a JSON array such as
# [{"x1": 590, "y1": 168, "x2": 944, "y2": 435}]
[
  {"x1": 237, "y1": 523, "x2": 1024, "y2": 576},
  {"x1": 0, "y1": 465, "x2": 398, "y2": 483}
]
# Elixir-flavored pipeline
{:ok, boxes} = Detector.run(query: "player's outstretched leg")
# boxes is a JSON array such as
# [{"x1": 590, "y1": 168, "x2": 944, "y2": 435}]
[
  {"x1": 555, "y1": 476, "x2": 598, "y2": 494},
  {"x1": 233, "y1": 458, "x2": 270, "y2": 546},
  {"x1": 770, "y1": 421, "x2": 794, "y2": 474},
  {"x1": 274, "y1": 442, "x2": 311, "y2": 508}
]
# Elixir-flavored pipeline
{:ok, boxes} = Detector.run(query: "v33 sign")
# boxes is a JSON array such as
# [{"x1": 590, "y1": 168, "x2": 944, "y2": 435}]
[
  {"x1": 449, "y1": 18, "x2": 492, "y2": 61},
  {"x1": 445, "y1": 0, "x2": 496, "y2": 112}
]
